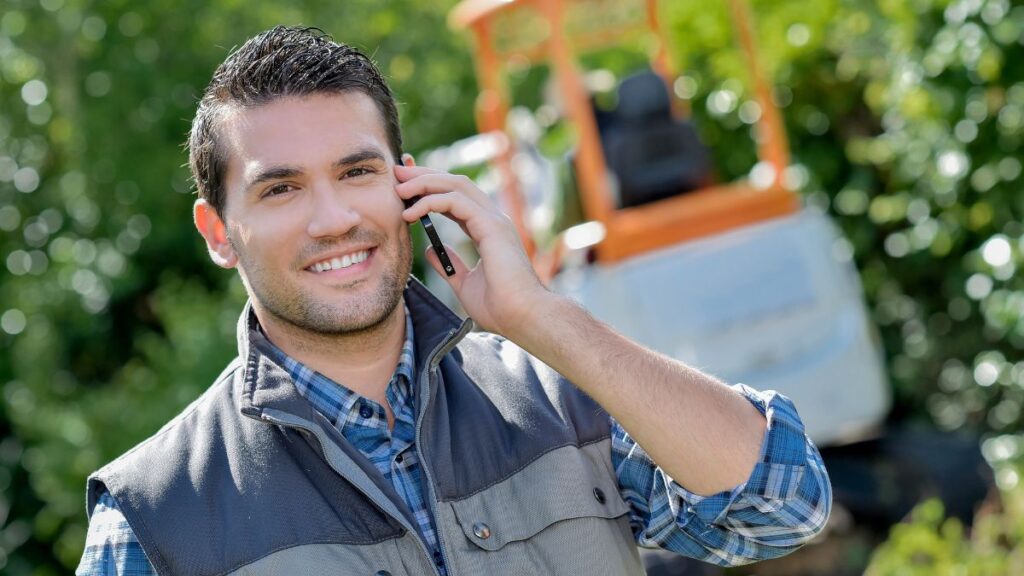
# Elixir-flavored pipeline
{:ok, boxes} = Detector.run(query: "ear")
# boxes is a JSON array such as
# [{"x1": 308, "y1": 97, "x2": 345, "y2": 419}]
[{"x1": 194, "y1": 199, "x2": 238, "y2": 269}]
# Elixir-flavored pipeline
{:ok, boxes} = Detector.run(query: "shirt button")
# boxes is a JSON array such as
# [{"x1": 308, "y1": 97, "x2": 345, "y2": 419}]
[
  {"x1": 358, "y1": 404, "x2": 374, "y2": 419},
  {"x1": 433, "y1": 549, "x2": 445, "y2": 566},
  {"x1": 593, "y1": 487, "x2": 606, "y2": 504},
  {"x1": 395, "y1": 453, "x2": 404, "y2": 463}
]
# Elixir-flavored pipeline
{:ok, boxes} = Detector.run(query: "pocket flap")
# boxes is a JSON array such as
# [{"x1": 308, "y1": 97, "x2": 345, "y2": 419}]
[{"x1": 451, "y1": 441, "x2": 629, "y2": 551}]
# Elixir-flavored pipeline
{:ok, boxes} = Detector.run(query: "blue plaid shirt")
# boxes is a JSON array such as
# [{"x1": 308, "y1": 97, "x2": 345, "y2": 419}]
[{"x1": 78, "y1": 308, "x2": 831, "y2": 574}]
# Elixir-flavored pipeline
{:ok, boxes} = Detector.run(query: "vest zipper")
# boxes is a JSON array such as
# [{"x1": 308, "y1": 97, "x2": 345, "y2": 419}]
[
  {"x1": 416, "y1": 321, "x2": 473, "y2": 576},
  {"x1": 259, "y1": 410, "x2": 443, "y2": 576},
  {"x1": 417, "y1": 367, "x2": 451, "y2": 575}
]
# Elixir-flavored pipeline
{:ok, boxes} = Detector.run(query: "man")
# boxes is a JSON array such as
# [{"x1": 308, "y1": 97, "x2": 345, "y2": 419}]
[{"x1": 78, "y1": 26, "x2": 830, "y2": 575}]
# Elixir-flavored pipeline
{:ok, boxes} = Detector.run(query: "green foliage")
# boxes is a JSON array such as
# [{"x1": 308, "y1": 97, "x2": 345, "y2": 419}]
[
  {"x1": 866, "y1": 482, "x2": 1021, "y2": 573},
  {"x1": 867, "y1": 436, "x2": 1024, "y2": 573},
  {"x1": 865, "y1": 499, "x2": 997, "y2": 575},
  {"x1": 0, "y1": 0, "x2": 1022, "y2": 572}
]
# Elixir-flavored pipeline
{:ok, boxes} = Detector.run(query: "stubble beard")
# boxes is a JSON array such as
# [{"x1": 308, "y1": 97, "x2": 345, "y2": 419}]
[{"x1": 231, "y1": 229, "x2": 413, "y2": 337}]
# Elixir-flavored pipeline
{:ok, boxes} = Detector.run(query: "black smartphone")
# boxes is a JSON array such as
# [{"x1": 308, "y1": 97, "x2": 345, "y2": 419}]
[{"x1": 402, "y1": 196, "x2": 456, "y2": 277}]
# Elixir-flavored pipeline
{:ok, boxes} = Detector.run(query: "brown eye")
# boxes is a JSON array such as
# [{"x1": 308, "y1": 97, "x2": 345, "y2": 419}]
[
  {"x1": 344, "y1": 166, "x2": 374, "y2": 178},
  {"x1": 263, "y1": 183, "x2": 294, "y2": 198}
]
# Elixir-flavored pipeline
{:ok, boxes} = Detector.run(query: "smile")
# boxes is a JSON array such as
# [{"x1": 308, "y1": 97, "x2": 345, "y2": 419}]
[{"x1": 307, "y1": 249, "x2": 371, "y2": 273}]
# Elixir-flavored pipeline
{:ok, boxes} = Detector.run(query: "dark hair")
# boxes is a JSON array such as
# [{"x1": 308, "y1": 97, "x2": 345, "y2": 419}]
[{"x1": 187, "y1": 26, "x2": 402, "y2": 216}]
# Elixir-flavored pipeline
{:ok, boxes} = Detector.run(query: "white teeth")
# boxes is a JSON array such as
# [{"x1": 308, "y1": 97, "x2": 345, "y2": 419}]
[{"x1": 310, "y1": 250, "x2": 369, "y2": 272}]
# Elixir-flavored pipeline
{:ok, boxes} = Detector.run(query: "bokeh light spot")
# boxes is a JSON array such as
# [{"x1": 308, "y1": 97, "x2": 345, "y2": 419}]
[
  {"x1": 937, "y1": 150, "x2": 969, "y2": 178},
  {"x1": 1, "y1": 11, "x2": 28, "y2": 37},
  {"x1": 966, "y1": 273, "x2": 994, "y2": 300},
  {"x1": 6, "y1": 250, "x2": 30, "y2": 276},
  {"x1": 20, "y1": 79, "x2": 47, "y2": 106},
  {"x1": 738, "y1": 101, "x2": 762, "y2": 124},
  {"x1": 85, "y1": 71, "x2": 111, "y2": 97},
  {"x1": 982, "y1": 235, "x2": 1013, "y2": 267},
  {"x1": 118, "y1": 12, "x2": 144, "y2": 36},
  {"x1": 13, "y1": 167, "x2": 39, "y2": 193},
  {"x1": 707, "y1": 89, "x2": 738, "y2": 116},
  {"x1": 0, "y1": 206, "x2": 21, "y2": 231},
  {"x1": 1, "y1": 310, "x2": 26, "y2": 335},
  {"x1": 673, "y1": 76, "x2": 698, "y2": 100},
  {"x1": 81, "y1": 16, "x2": 106, "y2": 42},
  {"x1": 835, "y1": 188, "x2": 869, "y2": 215},
  {"x1": 975, "y1": 360, "x2": 1000, "y2": 387},
  {"x1": 786, "y1": 23, "x2": 810, "y2": 47}
]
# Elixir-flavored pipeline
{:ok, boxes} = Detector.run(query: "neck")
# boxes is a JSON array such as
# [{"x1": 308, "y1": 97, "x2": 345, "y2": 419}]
[{"x1": 254, "y1": 300, "x2": 407, "y2": 406}]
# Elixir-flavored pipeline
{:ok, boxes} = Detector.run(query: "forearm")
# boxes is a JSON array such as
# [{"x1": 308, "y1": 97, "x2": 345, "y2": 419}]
[{"x1": 507, "y1": 291, "x2": 766, "y2": 496}]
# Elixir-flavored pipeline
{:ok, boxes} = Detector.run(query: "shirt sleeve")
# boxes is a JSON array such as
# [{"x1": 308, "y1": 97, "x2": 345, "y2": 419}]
[
  {"x1": 611, "y1": 383, "x2": 832, "y2": 567},
  {"x1": 76, "y1": 490, "x2": 158, "y2": 576}
]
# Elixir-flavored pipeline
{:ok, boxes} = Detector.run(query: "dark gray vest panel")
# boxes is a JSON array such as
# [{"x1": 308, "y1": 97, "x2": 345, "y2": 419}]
[{"x1": 422, "y1": 334, "x2": 611, "y2": 501}]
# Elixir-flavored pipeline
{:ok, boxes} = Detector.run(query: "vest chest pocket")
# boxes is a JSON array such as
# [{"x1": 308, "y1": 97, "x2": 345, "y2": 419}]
[{"x1": 440, "y1": 441, "x2": 646, "y2": 576}]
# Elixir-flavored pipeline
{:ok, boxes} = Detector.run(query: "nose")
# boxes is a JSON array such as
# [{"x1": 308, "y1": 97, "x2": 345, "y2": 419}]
[{"x1": 305, "y1": 180, "x2": 362, "y2": 238}]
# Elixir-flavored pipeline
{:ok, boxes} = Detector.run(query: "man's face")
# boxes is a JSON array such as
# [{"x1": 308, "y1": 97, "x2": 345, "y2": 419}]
[{"x1": 204, "y1": 92, "x2": 412, "y2": 335}]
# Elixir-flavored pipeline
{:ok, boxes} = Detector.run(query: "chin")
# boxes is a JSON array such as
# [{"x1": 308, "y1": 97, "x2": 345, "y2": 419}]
[
  {"x1": 316, "y1": 309, "x2": 397, "y2": 335},
  {"x1": 286, "y1": 290, "x2": 403, "y2": 336}
]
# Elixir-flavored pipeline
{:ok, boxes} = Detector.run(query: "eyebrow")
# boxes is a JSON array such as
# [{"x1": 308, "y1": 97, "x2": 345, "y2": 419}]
[{"x1": 243, "y1": 147, "x2": 388, "y2": 192}]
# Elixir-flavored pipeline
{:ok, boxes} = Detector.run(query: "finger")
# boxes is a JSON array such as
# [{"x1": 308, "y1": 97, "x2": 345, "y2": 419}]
[
  {"x1": 399, "y1": 154, "x2": 436, "y2": 172},
  {"x1": 394, "y1": 163, "x2": 444, "y2": 182},
  {"x1": 402, "y1": 191, "x2": 485, "y2": 225},
  {"x1": 395, "y1": 172, "x2": 490, "y2": 206},
  {"x1": 396, "y1": 157, "x2": 445, "y2": 208},
  {"x1": 400, "y1": 171, "x2": 475, "y2": 234},
  {"x1": 424, "y1": 243, "x2": 470, "y2": 289},
  {"x1": 405, "y1": 192, "x2": 509, "y2": 247}
]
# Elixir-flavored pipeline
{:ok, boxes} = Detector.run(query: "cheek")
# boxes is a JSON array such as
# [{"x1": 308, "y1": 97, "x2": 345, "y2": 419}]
[
  {"x1": 374, "y1": 199, "x2": 413, "y2": 253},
  {"x1": 229, "y1": 214, "x2": 300, "y2": 263},
  {"x1": 228, "y1": 222, "x2": 271, "y2": 256},
  {"x1": 380, "y1": 182, "x2": 405, "y2": 212},
  {"x1": 355, "y1": 187, "x2": 406, "y2": 227},
  {"x1": 232, "y1": 225, "x2": 254, "y2": 246}
]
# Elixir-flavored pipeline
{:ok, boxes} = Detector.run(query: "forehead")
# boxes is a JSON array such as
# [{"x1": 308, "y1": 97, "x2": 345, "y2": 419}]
[{"x1": 220, "y1": 92, "x2": 391, "y2": 183}]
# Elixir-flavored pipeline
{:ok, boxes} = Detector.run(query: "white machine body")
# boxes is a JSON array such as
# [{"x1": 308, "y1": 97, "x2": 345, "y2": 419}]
[{"x1": 548, "y1": 208, "x2": 890, "y2": 446}]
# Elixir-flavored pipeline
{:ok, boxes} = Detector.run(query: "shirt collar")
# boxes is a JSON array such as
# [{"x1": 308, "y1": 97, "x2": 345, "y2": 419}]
[
  {"x1": 237, "y1": 277, "x2": 473, "y2": 424},
  {"x1": 256, "y1": 305, "x2": 417, "y2": 427}
]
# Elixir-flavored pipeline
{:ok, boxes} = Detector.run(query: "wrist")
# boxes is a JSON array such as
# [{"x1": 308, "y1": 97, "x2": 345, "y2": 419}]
[{"x1": 500, "y1": 289, "x2": 572, "y2": 346}]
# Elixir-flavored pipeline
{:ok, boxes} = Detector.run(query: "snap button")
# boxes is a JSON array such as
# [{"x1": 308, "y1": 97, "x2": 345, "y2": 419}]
[
  {"x1": 593, "y1": 487, "x2": 606, "y2": 504},
  {"x1": 374, "y1": 571, "x2": 391, "y2": 576},
  {"x1": 358, "y1": 404, "x2": 374, "y2": 419},
  {"x1": 472, "y1": 522, "x2": 491, "y2": 539}
]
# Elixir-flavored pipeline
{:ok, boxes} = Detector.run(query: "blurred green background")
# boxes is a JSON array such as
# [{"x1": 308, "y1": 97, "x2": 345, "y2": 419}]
[{"x1": 0, "y1": 0, "x2": 1022, "y2": 573}]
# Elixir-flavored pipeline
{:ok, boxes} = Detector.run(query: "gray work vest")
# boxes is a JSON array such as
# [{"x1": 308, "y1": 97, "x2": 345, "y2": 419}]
[{"x1": 87, "y1": 280, "x2": 646, "y2": 575}]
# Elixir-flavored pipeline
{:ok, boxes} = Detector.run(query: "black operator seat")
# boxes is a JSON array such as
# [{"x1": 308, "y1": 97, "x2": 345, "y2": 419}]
[{"x1": 602, "y1": 71, "x2": 713, "y2": 208}]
